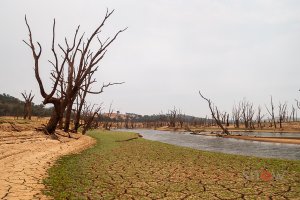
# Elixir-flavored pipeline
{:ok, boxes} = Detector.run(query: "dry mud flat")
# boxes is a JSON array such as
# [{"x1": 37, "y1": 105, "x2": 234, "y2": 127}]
[{"x1": 0, "y1": 130, "x2": 95, "y2": 200}]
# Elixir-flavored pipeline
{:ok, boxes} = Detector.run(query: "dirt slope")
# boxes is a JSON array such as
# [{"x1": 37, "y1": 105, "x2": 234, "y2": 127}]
[{"x1": 0, "y1": 130, "x2": 95, "y2": 200}]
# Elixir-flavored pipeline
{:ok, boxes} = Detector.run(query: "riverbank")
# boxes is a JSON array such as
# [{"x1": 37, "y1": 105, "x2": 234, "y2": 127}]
[
  {"x1": 155, "y1": 125, "x2": 300, "y2": 134},
  {"x1": 224, "y1": 135, "x2": 300, "y2": 145},
  {"x1": 152, "y1": 126, "x2": 300, "y2": 145},
  {"x1": 44, "y1": 130, "x2": 300, "y2": 199},
  {"x1": 0, "y1": 130, "x2": 95, "y2": 200}
]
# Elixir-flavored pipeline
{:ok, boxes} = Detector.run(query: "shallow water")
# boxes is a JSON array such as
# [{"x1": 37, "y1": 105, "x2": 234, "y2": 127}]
[
  {"x1": 232, "y1": 131, "x2": 300, "y2": 138},
  {"x1": 118, "y1": 129, "x2": 300, "y2": 160}
]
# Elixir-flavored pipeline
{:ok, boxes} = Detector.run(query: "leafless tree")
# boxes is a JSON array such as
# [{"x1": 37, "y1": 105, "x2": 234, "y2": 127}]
[
  {"x1": 278, "y1": 102, "x2": 287, "y2": 129},
  {"x1": 71, "y1": 72, "x2": 123, "y2": 132},
  {"x1": 256, "y1": 105, "x2": 265, "y2": 129},
  {"x1": 167, "y1": 107, "x2": 177, "y2": 128},
  {"x1": 232, "y1": 103, "x2": 242, "y2": 128},
  {"x1": 220, "y1": 112, "x2": 227, "y2": 125},
  {"x1": 241, "y1": 99, "x2": 255, "y2": 129},
  {"x1": 265, "y1": 96, "x2": 276, "y2": 129},
  {"x1": 24, "y1": 10, "x2": 126, "y2": 134},
  {"x1": 290, "y1": 105, "x2": 296, "y2": 122},
  {"x1": 177, "y1": 109, "x2": 185, "y2": 128},
  {"x1": 295, "y1": 99, "x2": 300, "y2": 121},
  {"x1": 81, "y1": 103, "x2": 102, "y2": 134},
  {"x1": 21, "y1": 91, "x2": 34, "y2": 120},
  {"x1": 199, "y1": 91, "x2": 229, "y2": 135},
  {"x1": 226, "y1": 113, "x2": 229, "y2": 127}
]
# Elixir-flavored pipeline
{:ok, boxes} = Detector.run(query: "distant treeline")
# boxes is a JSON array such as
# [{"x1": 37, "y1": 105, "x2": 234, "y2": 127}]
[{"x1": 0, "y1": 93, "x2": 53, "y2": 117}]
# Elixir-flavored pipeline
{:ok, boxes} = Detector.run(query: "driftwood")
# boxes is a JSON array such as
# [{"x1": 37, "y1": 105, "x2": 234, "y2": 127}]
[
  {"x1": 8, "y1": 122, "x2": 21, "y2": 132},
  {"x1": 116, "y1": 134, "x2": 143, "y2": 142}
]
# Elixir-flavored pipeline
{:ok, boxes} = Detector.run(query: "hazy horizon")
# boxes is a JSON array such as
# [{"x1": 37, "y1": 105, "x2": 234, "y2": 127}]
[{"x1": 1, "y1": 0, "x2": 300, "y2": 117}]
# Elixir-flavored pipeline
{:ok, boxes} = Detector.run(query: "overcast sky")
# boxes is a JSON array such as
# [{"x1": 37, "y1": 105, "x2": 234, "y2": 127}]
[{"x1": 0, "y1": 0, "x2": 300, "y2": 117}]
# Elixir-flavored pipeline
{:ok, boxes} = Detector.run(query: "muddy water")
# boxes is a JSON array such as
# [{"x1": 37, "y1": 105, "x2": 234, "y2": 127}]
[{"x1": 119, "y1": 129, "x2": 300, "y2": 160}]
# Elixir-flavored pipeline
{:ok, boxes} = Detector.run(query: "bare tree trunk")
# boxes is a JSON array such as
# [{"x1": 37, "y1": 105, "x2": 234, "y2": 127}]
[
  {"x1": 28, "y1": 103, "x2": 32, "y2": 120},
  {"x1": 63, "y1": 101, "x2": 73, "y2": 132},
  {"x1": 74, "y1": 111, "x2": 81, "y2": 132},
  {"x1": 23, "y1": 103, "x2": 28, "y2": 119},
  {"x1": 46, "y1": 104, "x2": 62, "y2": 134},
  {"x1": 24, "y1": 10, "x2": 126, "y2": 135},
  {"x1": 199, "y1": 91, "x2": 229, "y2": 135},
  {"x1": 278, "y1": 102, "x2": 287, "y2": 129},
  {"x1": 265, "y1": 96, "x2": 276, "y2": 129}
]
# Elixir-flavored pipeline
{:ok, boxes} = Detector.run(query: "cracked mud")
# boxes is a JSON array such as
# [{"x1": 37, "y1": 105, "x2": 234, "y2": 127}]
[
  {"x1": 0, "y1": 130, "x2": 95, "y2": 200},
  {"x1": 44, "y1": 131, "x2": 300, "y2": 200}
]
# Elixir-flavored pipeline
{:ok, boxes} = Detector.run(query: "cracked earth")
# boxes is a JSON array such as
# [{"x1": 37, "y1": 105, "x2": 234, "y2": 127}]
[
  {"x1": 0, "y1": 130, "x2": 95, "y2": 200},
  {"x1": 44, "y1": 131, "x2": 300, "y2": 200}
]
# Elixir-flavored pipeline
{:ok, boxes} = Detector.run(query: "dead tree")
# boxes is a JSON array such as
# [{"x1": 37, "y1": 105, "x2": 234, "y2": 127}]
[
  {"x1": 81, "y1": 103, "x2": 102, "y2": 135},
  {"x1": 278, "y1": 102, "x2": 287, "y2": 129},
  {"x1": 256, "y1": 106, "x2": 265, "y2": 129},
  {"x1": 295, "y1": 99, "x2": 300, "y2": 121},
  {"x1": 241, "y1": 100, "x2": 255, "y2": 129},
  {"x1": 226, "y1": 113, "x2": 229, "y2": 127},
  {"x1": 220, "y1": 112, "x2": 227, "y2": 125},
  {"x1": 24, "y1": 10, "x2": 126, "y2": 134},
  {"x1": 290, "y1": 105, "x2": 296, "y2": 122},
  {"x1": 265, "y1": 96, "x2": 276, "y2": 129},
  {"x1": 199, "y1": 91, "x2": 229, "y2": 135},
  {"x1": 232, "y1": 103, "x2": 241, "y2": 128},
  {"x1": 21, "y1": 91, "x2": 34, "y2": 120},
  {"x1": 167, "y1": 107, "x2": 177, "y2": 128},
  {"x1": 71, "y1": 72, "x2": 123, "y2": 133},
  {"x1": 177, "y1": 109, "x2": 185, "y2": 128}
]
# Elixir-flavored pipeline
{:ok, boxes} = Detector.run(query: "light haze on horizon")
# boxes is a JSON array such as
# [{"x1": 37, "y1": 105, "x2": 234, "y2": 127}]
[{"x1": 0, "y1": 0, "x2": 300, "y2": 117}]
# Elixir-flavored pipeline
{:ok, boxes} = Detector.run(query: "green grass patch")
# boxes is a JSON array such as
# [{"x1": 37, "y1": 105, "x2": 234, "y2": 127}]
[{"x1": 43, "y1": 130, "x2": 300, "y2": 199}]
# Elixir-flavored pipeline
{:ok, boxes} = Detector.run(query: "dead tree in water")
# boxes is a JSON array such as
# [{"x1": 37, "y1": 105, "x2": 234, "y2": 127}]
[
  {"x1": 198, "y1": 91, "x2": 229, "y2": 135},
  {"x1": 21, "y1": 91, "x2": 34, "y2": 120},
  {"x1": 265, "y1": 96, "x2": 276, "y2": 129},
  {"x1": 24, "y1": 10, "x2": 126, "y2": 134}
]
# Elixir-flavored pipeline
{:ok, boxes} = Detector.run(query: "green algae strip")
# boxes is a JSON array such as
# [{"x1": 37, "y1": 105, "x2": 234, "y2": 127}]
[{"x1": 43, "y1": 130, "x2": 300, "y2": 199}]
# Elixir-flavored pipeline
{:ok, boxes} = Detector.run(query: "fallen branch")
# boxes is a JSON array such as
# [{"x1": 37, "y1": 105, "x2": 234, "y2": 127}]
[
  {"x1": 8, "y1": 122, "x2": 21, "y2": 132},
  {"x1": 116, "y1": 134, "x2": 142, "y2": 142}
]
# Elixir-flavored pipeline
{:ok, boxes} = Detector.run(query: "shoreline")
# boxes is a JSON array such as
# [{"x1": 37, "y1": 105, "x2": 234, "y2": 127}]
[
  {"x1": 117, "y1": 127, "x2": 300, "y2": 145},
  {"x1": 223, "y1": 135, "x2": 300, "y2": 145}
]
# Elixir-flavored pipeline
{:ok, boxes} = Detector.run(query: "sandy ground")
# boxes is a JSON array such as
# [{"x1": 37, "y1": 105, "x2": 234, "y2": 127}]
[
  {"x1": 0, "y1": 130, "x2": 95, "y2": 200},
  {"x1": 223, "y1": 135, "x2": 300, "y2": 144}
]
